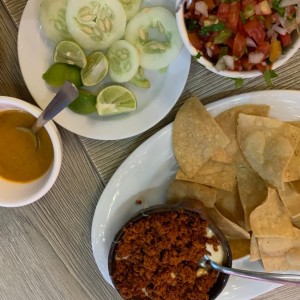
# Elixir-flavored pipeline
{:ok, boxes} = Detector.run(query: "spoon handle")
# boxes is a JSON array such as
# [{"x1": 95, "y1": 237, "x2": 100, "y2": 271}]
[
  {"x1": 31, "y1": 81, "x2": 79, "y2": 133},
  {"x1": 209, "y1": 260, "x2": 300, "y2": 285}
]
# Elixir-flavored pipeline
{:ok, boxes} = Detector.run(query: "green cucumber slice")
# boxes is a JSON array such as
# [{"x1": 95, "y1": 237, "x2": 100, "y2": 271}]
[
  {"x1": 66, "y1": 0, "x2": 127, "y2": 51},
  {"x1": 107, "y1": 40, "x2": 139, "y2": 83},
  {"x1": 119, "y1": 0, "x2": 142, "y2": 20},
  {"x1": 125, "y1": 6, "x2": 183, "y2": 70},
  {"x1": 39, "y1": 0, "x2": 72, "y2": 44}
]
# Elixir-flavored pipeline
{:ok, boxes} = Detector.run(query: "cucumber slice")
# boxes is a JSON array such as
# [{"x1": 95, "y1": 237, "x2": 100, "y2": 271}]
[
  {"x1": 39, "y1": 0, "x2": 72, "y2": 44},
  {"x1": 107, "y1": 40, "x2": 139, "y2": 83},
  {"x1": 125, "y1": 6, "x2": 183, "y2": 70},
  {"x1": 119, "y1": 0, "x2": 142, "y2": 20},
  {"x1": 66, "y1": 0, "x2": 127, "y2": 51}
]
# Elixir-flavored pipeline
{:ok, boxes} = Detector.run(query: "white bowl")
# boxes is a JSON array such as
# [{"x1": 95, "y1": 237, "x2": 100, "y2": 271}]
[
  {"x1": 0, "y1": 96, "x2": 62, "y2": 207},
  {"x1": 176, "y1": 4, "x2": 300, "y2": 78}
]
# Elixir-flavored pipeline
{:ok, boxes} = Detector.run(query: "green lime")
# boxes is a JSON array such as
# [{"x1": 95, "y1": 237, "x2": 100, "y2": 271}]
[
  {"x1": 96, "y1": 85, "x2": 137, "y2": 116},
  {"x1": 81, "y1": 51, "x2": 108, "y2": 87},
  {"x1": 68, "y1": 89, "x2": 97, "y2": 115},
  {"x1": 54, "y1": 40, "x2": 87, "y2": 68},
  {"x1": 42, "y1": 63, "x2": 83, "y2": 87}
]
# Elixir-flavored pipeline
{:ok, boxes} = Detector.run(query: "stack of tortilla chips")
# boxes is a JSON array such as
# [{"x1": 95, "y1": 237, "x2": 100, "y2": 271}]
[{"x1": 168, "y1": 96, "x2": 300, "y2": 272}]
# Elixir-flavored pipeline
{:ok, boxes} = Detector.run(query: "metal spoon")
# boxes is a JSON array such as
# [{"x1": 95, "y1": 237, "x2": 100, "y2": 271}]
[
  {"x1": 18, "y1": 81, "x2": 79, "y2": 147},
  {"x1": 199, "y1": 255, "x2": 300, "y2": 285}
]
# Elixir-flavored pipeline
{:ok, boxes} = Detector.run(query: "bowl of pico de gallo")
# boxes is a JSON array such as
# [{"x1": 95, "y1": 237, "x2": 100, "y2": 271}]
[{"x1": 176, "y1": 0, "x2": 300, "y2": 82}]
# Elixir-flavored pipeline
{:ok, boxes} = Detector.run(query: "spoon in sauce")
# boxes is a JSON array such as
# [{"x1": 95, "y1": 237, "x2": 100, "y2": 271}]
[
  {"x1": 199, "y1": 254, "x2": 300, "y2": 285},
  {"x1": 18, "y1": 81, "x2": 79, "y2": 147}
]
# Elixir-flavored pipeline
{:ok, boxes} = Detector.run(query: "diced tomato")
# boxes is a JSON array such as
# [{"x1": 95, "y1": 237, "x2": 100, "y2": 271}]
[
  {"x1": 241, "y1": 57, "x2": 255, "y2": 70},
  {"x1": 256, "y1": 41, "x2": 270, "y2": 56},
  {"x1": 233, "y1": 32, "x2": 247, "y2": 58},
  {"x1": 227, "y1": 2, "x2": 241, "y2": 33},
  {"x1": 188, "y1": 32, "x2": 203, "y2": 50},
  {"x1": 234, "y1": 59, "x2": 243, "y2": 71},
  {"x1": 255, "y1": 63, "x2": 266, "y2": 72},
  {"x1": 217, "y1": 3, "x2": 230, "y2": 22},
  {"x1": 271, "y1": 12, "x2": 280, "y2": 23},
  {"x1": 264, "y1": 15, "x2": 273, "y2": 29},
  {"x1": 243, "y1": 19, "x2": 266, "y2": 45},
  {"x1": 226, "y1": 37, "x2": 234, "y2": 50},
  {"x1": 242, "y1": 0, "x2": 257, "y2": 8},
  {"x1": 279, "y1": 32, "x2": 292, "y2": 47},
  {"x1": 202, "y1": 0, "x2": 216, "y2": 10}
]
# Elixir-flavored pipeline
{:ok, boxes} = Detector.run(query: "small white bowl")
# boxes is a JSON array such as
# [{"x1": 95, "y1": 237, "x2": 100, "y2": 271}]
[
  {"x1": 0, "y1": 96, "x2": 62, "y2": 207},
  {"x1": 176, "y1": 4, "x2": 300, "y2": 78}
]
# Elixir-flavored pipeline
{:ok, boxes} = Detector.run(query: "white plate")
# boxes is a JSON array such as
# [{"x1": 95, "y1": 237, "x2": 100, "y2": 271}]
[
  {"x1": 17, "y1": 0, "x2": 191, "y2": 140},
  {"x1": 92, "y1": 90, "x2": 300, "y2": 299}
]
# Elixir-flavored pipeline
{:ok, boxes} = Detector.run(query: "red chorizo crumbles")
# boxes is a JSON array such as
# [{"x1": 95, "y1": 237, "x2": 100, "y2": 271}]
[{"x1": 109, "y1": 210, "x2": 221, "y2": 300}]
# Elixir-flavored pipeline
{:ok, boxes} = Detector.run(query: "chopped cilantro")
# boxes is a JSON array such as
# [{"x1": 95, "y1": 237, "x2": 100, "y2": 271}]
[
  {"x1": 232, "y1": 78, "x2": 244, "y2": 88},
  {"x1": 193, "y1": 52, "x2": 202, "y2": 61},
  {"x1": 263, "y1": 68, "x2": 278, "y2": 86}
]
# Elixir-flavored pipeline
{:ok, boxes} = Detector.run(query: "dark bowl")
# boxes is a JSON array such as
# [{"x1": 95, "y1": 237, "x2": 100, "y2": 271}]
[{"x1": 108, "y1": 199, "x2": 232, "y2": 300}]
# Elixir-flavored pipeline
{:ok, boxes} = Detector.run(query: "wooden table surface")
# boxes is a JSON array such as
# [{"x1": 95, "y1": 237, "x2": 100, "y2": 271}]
[{"x1": 1, "y1": 0, "x2": 300, "y2": 299}]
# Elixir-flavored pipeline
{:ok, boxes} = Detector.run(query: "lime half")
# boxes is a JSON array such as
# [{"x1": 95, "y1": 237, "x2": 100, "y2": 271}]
[
  {"x1": 54, "y1": 40, "x2": 87, "y2": 68},
  {"x1": 81, "y1": 51, "x2": 108, "y2": 87},
  {"x1": 96, "y1": 85, "x2": 137, "y2": 116}
]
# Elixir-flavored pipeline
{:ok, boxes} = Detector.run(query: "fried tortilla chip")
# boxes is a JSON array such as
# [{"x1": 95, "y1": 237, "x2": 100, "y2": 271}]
[
  {"x1": 167, "y1": 179, "x2": 216, "y2": 208},
  {"x1": 258, "y1": 228, "x2": 300, "y2": 272},
  {"x1": 211, "y1": 148, "x2": 231, "y2": 163},
  {"x1": 278, "y1": 182, "x2": 300, "y2": 218},
  {"x1": 237, "y1": 113, "x2": 300, "y2": 189},
  {"x1": 206, "y1": 206, "x2": 250, "y2": 240},
  {"x1": 250, "y1": 188, "x2": 295, "y2": 238},
  {"x1": 215, "y1": 104, "x2": 270, "y2": 167},
  {"x1": 173, "y1": 97, "x2": 229, "y2": 178},
  {"x1": 215, "y1": 185, "x2": 245, "y2": 229},
  {"x1": 176, "y1": 160, "x2": 237, "y2": 192},
  {"x1": 284, "y1": 121, "x2": 300, "y2": 182},
  {"x1": 249, "y1": 234, "x2": 261, "y2": 261},
  {"x1": 237, "y1": 167, "x2": 268, "y2": 231}
]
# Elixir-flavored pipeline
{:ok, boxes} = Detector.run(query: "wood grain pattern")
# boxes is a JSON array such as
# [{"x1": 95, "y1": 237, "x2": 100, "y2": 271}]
[{"x1": 1, "y1": 0, "x2": 300, "y2": 299}]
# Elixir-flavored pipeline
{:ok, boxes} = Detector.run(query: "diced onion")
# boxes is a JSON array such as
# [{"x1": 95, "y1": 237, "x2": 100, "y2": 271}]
[
  {"x1": 206, "y1": 46, "x2": 213, "y2": 57},
  {"x1": 273, "y1": 24, "x2": 287, "y2": 35},
  {"x1": 216, "y1": 55, "x2": 235, "y2": 71},
  {"x1": 195, "y1": 1, "x2": 208, "y2": 17},
  {"x1": 246, "y1": 37, "x2": 257, "y2": 47},
  {"x1": 248, "y1": 52, "x2": 264, "y2": 64},
  {"x1": 279, "y1": 0, "x2": 300, "y2": 7}
]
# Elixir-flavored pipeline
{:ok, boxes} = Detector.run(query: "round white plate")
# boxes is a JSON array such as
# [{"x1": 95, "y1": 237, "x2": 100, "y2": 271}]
[
  {"x1": 92, "y1": 90, "x2": 300, "y2": 299},
  {"x1": 17, "y1": 0, "x2": 191, "y2": 140}
]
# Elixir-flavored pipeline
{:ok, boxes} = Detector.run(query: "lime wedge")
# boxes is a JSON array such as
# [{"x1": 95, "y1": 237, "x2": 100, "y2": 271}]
[
  {"x1": 96, "y1": 85, "x2": 137, "y2": 116},
  {"x1": 68, "y1": 89, "x2": 96, "y2": 115},
  {"x1": 54, "y1": 40, "x2": 87, "y2": 68},
  {"x1": 81, "y1": 51, "x2": 108, "y2": 87},
  {"x1": 42, "y1": 62, "x2": 83, "y2": 88}
]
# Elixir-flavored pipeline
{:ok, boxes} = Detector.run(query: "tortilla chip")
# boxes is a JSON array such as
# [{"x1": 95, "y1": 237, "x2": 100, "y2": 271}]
[
  {"x1": 167, "y1": 179, "x2": 216, "y2": 208},
  {"x1": 176, "y1": 160, "x2": 237, "y2": 192},
  {"x1": 237, "y1": 167, "x2": 268, "y2": 231},
  {"x1": 250, "y1": 188, "x2": 295, "y2": 238},
  {"x1": 173, "y1": 97, "x2": 229, "y2": 178},
  {"x1": 249, "y1": 234, "x2": 261, "y2": 261},
  {"x1": 215, "y1": 104, "x2": 270, "y2": 167},
  {"x1": 211, "y1": 147, "x2": 232, "y2": 163},
  {"x1": 215, "y1": 185, "x2": 245, "y2": 229},
  {"x1": 278, "y1": 182, "x2": 300, "y2": 218},
  {"x1": 292, "y1": 215, "x2": 300, "y2": 229},
  {"x1": 284, "y1": 122, "x2": 300, "y2": 182},
  {"x1": 206, "y1": 206, "x2": 250, "y2": 240},
  {"x1": 258, "y1": 228, "x2": 300, "y2": 272},
  {"x1": 237, "y1": 113, "x2": 299, "y2": 189},
  {"x1": 290, "y1": 180, "x2": 300, "y2": 193}
]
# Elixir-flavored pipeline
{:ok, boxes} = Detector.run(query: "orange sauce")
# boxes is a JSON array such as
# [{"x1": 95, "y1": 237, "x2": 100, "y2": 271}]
[{"x1": 0, "y1": 110, "x2": 54, "y2": 182}]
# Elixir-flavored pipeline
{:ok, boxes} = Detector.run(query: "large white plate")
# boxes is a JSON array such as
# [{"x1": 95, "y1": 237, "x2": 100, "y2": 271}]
[
  {"x1": 17, "y1": 0, "x2": 191, "y2": 140},
  {"x1": 92, "y1": 90, "x2": 300, "y2": 299}
]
